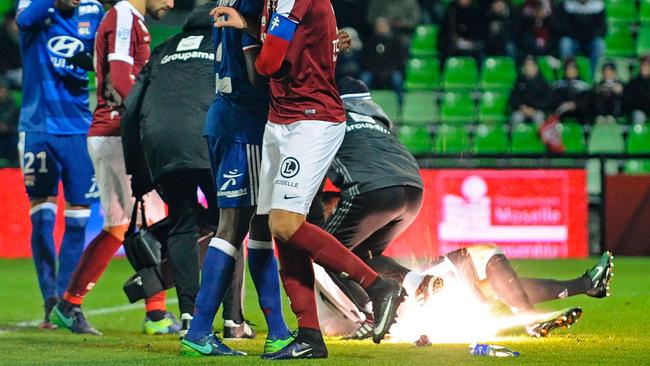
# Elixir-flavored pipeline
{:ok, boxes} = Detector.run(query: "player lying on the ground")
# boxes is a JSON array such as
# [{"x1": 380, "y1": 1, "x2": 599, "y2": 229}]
[
  {"x1": 308, "y1": 79, "x2": 612, "y2": 339},
  {"x1": 315, "y1": 245, "x2": 613, "y2": 339}
]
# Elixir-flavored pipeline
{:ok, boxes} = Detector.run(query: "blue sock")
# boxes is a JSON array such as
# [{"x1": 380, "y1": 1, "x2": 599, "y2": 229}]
[
  {"x1": 247, "y1": 240, "x2": 291, "y2": 340},
  {"x1": 30, "y1": 203, "x2": 58, "y2": 301},
  {"x1": 186, "y1": 238, "x2": 237, "y2": 341},
  {"x1": 57, "y1": 209, "x2": 91, "y2": 297}
]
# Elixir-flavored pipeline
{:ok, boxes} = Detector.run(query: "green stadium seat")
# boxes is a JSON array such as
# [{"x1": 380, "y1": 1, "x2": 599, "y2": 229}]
[
  {"x1": 606, "y1": 0, "x2": 638, "y2": 23},
  {"x1": 11, "y1": 91, "x2": 22, "y2": 107},
  {"x1": 402, "y1": 91, "x2": 437, "y2": 125},
  {"x1": 473, "y1": 124, "x2": 509, "y2": 153},
  {"x1": 397, "y1": 125, "x2": 434, "y2": 155},
  {"x1": 637, "y1": 26, "x2": 650, "y2": 55},
  {"x1": 511, "y1": 123, "x2": 546, "y2": 154},
  {"x1": 624, "y1": 160, "x2": 650, "y2": 174},
  {"x1": 434, "y1": 124, "x2": 470, "y2": 153},
  {"x1": 440, "y1": 91, "x2": 475, "y2": 124},
  {"x1": 370, "y1": 90, "x2": 400, "y2": 122},
  {"x1": 588, "y1": 122, "x2": 625, "y2": 153},
  {"x1": 641, "y1": 0, "x2": 650, "y2": 23},
  {"x1": 480, "y1": 57, "x2": 516, "y2": 91},
  {"x1": 537, "y1": 56, "x2": 560, "y2": 82},
  {"x1": 442, "y1": 57, "x2": 478, "y2": 90},
  {"x1": 627, "y1": 123, "x2": 650, "y2": 153},
  {"x1": 478, "y1": 91, "x2": 508, "y2": 124},
  {"x1": 605, "y1": 24, "x2": 635, "y2": 58},
  {"x1": 558, "y1": 122, "x2": 586, "y2": 153},
  {"x1": 410, "y1": 25, "x2": 438, "y2": 57},
  {"x1": 404, "y1": 58, "x2": 440, "y2": 90}
]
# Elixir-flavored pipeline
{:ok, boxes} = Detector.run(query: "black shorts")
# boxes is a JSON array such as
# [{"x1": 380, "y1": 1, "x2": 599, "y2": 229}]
[{"x1": 323, "y1": 185, "x2": 424, "y2": 260}]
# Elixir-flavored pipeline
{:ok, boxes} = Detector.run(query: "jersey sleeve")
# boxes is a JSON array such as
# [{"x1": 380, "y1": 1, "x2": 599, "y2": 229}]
[
  {"x1": 16, "y1": 0, "x2": 54, "y2": 29},
  {"x1": 276, "y1": 0, "x2": 311, "y2": 23},
  {"x1": 242, "y1": 32, "x2": 261, "y2": 51},
  {"x1": 107, "y1": 8, "x2": 135, "y2": 65}
]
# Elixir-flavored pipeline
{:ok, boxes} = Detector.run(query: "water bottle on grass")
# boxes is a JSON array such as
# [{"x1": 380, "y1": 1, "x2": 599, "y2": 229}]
[{"x1": 468, "y1": 343, "x2": 520, "y2": 357}]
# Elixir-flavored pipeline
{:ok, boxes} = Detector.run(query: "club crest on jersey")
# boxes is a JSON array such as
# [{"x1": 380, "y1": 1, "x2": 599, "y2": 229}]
[{"x1": 78, "y1": 21, "x2": 91, "y2": 36}]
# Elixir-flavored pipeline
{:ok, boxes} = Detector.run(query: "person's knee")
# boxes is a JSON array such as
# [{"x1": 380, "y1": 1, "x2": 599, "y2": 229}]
[
  {"x1": 249, "y1": 214, "x2": 271, "y2": 241},
  {"x1": 216, "y1": 207, "x2": 255, "y2": 245},
  {"x1": 30, "y1": 197, "x2": 57, "y2": 208},
  {"x1": 269, "y1": 210, "x2": 305, "y2": 242}
]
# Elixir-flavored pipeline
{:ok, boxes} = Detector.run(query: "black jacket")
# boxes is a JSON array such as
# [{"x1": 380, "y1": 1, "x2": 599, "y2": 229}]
[
  {"x1": 623, "y1": 75, "x2": 650, "y2": 115},
  {"x1": 122, "y1": 5, "x2": 214, "y2": 193},
  {"x1": 327, "y1": 97, "x2": 423, "y2": 198},
  {"x1": 509, "y1": 73, "x2": 551, "y2": 111},
  {"x1": 551, "y1": 0, "x2": 606, "y2": 42}
]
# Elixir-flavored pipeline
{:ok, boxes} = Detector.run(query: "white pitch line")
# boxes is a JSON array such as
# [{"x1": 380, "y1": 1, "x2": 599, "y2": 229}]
[{"x1": 11, "y1": 299, "x2": 179, "y2": 328}]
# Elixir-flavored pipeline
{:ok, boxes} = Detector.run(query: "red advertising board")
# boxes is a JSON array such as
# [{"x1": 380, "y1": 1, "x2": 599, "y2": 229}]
[
  {"x1": 383, "y1": 169, "x2": 588, "y2": 259},
  {"x1": 1, "y1": 168, "x2": 588, "y2": 259}
]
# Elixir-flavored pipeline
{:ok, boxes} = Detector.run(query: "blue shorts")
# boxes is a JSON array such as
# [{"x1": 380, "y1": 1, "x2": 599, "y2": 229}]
[
  {"x1": 19, "y1": 132, "x2": 98, "y2": 205},
  {"x1": 206, "y1": 136, "x2": 261, "y2": 208}
]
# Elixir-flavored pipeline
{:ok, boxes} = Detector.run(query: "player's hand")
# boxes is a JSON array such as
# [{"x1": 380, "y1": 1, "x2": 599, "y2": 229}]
[
  {"x1": 338, "y1": 30, "x2": 352, "y2": 52},
  {"x1": 210, "y1": 6, "x2": 247, "y2": 29}
]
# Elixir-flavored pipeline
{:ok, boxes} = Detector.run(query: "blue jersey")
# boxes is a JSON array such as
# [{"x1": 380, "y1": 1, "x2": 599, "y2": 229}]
[
  {"x1": 203, "y1": 0, "x2": 269, "y2": 144},
  {"x1": 17, "y1": 0, "x2": 104, "y2": 135}
]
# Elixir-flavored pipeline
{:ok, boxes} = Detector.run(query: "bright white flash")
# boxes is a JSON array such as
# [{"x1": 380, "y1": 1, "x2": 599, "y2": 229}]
[{"x1": 388, "y1": 280, "x2": 556, "y2": 344}]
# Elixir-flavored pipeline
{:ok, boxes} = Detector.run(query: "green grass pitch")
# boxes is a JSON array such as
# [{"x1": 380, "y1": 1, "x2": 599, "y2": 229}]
[{"x1": 0, "y1": 257, "x2": 648, "y2": 365}]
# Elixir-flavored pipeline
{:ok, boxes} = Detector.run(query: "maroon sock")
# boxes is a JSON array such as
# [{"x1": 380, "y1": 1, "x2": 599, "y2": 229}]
[
  {"x1": 286, "y1": 222, "x2": 378, "y2": 289},
  {"x1": 63, "y1": 230, "x2": 122, "y2": 304},
  {"x1": 276, "y1": 240, "x2": 320, "y2": 331}
]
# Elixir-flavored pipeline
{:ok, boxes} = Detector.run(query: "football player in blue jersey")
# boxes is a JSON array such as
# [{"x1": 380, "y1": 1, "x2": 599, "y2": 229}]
[
  {"x1": 16, "y1": 0, "x2": 103, "y2": 328},
  {"x1": 179, "y1": 0, "x2": 293, "y2": 357}
]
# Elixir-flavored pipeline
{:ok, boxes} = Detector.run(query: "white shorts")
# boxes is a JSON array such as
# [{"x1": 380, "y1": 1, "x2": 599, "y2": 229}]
[
  {"x1": 87, "y1": 136, "x2": 166, "y2": 227},
  {"x1": 257, "y1": 120, "x2": 346, "y2": 215}
]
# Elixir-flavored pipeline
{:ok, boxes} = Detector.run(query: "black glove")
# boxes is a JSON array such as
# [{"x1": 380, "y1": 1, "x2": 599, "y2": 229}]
[{"x1": 67, "y1": 52, "x2": 94, "y2": 72}]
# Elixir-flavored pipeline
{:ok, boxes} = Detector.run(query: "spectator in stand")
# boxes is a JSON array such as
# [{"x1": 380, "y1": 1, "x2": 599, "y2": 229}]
[
  {"x1": 336, "y1": 27, "x2": 363, "y2": 81},
  {"x1": 484, "y1": 0, "x2": 515, "y2": 57},
  {"x1": 360, "y1": 18, "x2": 408, "y2": 105},
  {"x1": 623, "y1": 56, "x2": 650, "y2": 124},
  {"x1": 592, "y1": 61, "x2": 624, "y2": 123},
  {"x1": 551, "y1": 0, "x2": 606, "y2": 75},
  {"x1": 0, "y1": 77, "x2": 19, "y2": 167},
  {"x1": 510, "y1": 56, "x2": 551, "y2": 125},
  {"x1": 548, "y1": 57, "x2": 592, "y2": 124},
  {"x1": 438, "y1": 0, "x2": 484, "y2": 62},
  {"x1": 366, "y1": 0, "x2": 422, "y2": 44},
  {"x1": 0, "y1": 11, "x2": 22, "y2": 89},
  {"x1": 517, "y1": 0, "x2": 555, "y2": 58}
]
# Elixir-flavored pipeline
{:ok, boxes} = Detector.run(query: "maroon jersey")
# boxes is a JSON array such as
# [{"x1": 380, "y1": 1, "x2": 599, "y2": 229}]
[
  {"x1": 261, "y1": 0, "x2": 346, "y2": 124},
  {"x1": 89, "y1": 0, "x2": 150, "y2": 136}
]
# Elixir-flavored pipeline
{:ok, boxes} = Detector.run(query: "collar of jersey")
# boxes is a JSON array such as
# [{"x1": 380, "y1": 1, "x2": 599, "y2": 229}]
[{"x1": 116, "y1": 0, "x2": 145, "y2": 21}]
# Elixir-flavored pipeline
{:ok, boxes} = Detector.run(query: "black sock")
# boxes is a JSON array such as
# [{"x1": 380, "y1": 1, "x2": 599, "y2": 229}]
[
  {"x1": 486, "y1": 254, "x2": 535, "y2": 312},
  {"x1": 365, "y1": 277, "x2": 392, "y2": 300},
  {"x1": 147, "y1": 310, "x2": 166, "y2": 322},
  {"x1": 520, "y1": 275, "x2": 592, "y2": 304},
  {"x1": 60, "y1": 299, "x2": 80, "y2": 313},
  {"x1": 365, "y1": 255, "x2": 411, "y2": 283},
  {"x1": 296, "y1": 327, "x2": 324, "y2": 344}
]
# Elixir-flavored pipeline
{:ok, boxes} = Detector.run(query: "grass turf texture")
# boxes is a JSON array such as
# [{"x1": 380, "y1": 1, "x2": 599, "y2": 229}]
[{"x1": 0, "y1": 257, "x2": 648, "y2": 365}]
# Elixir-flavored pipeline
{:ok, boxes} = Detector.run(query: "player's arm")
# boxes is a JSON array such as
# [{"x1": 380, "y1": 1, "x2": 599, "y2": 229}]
[
  {"x1": 210, "y1": 6, "x2": 261, "y2": 39},
  {"x1": 107, "y1": 12, "x2": 136, "y2": 101},
  {"x1": 16, "y1": 0, "x2": 55, "y2": 29}
]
